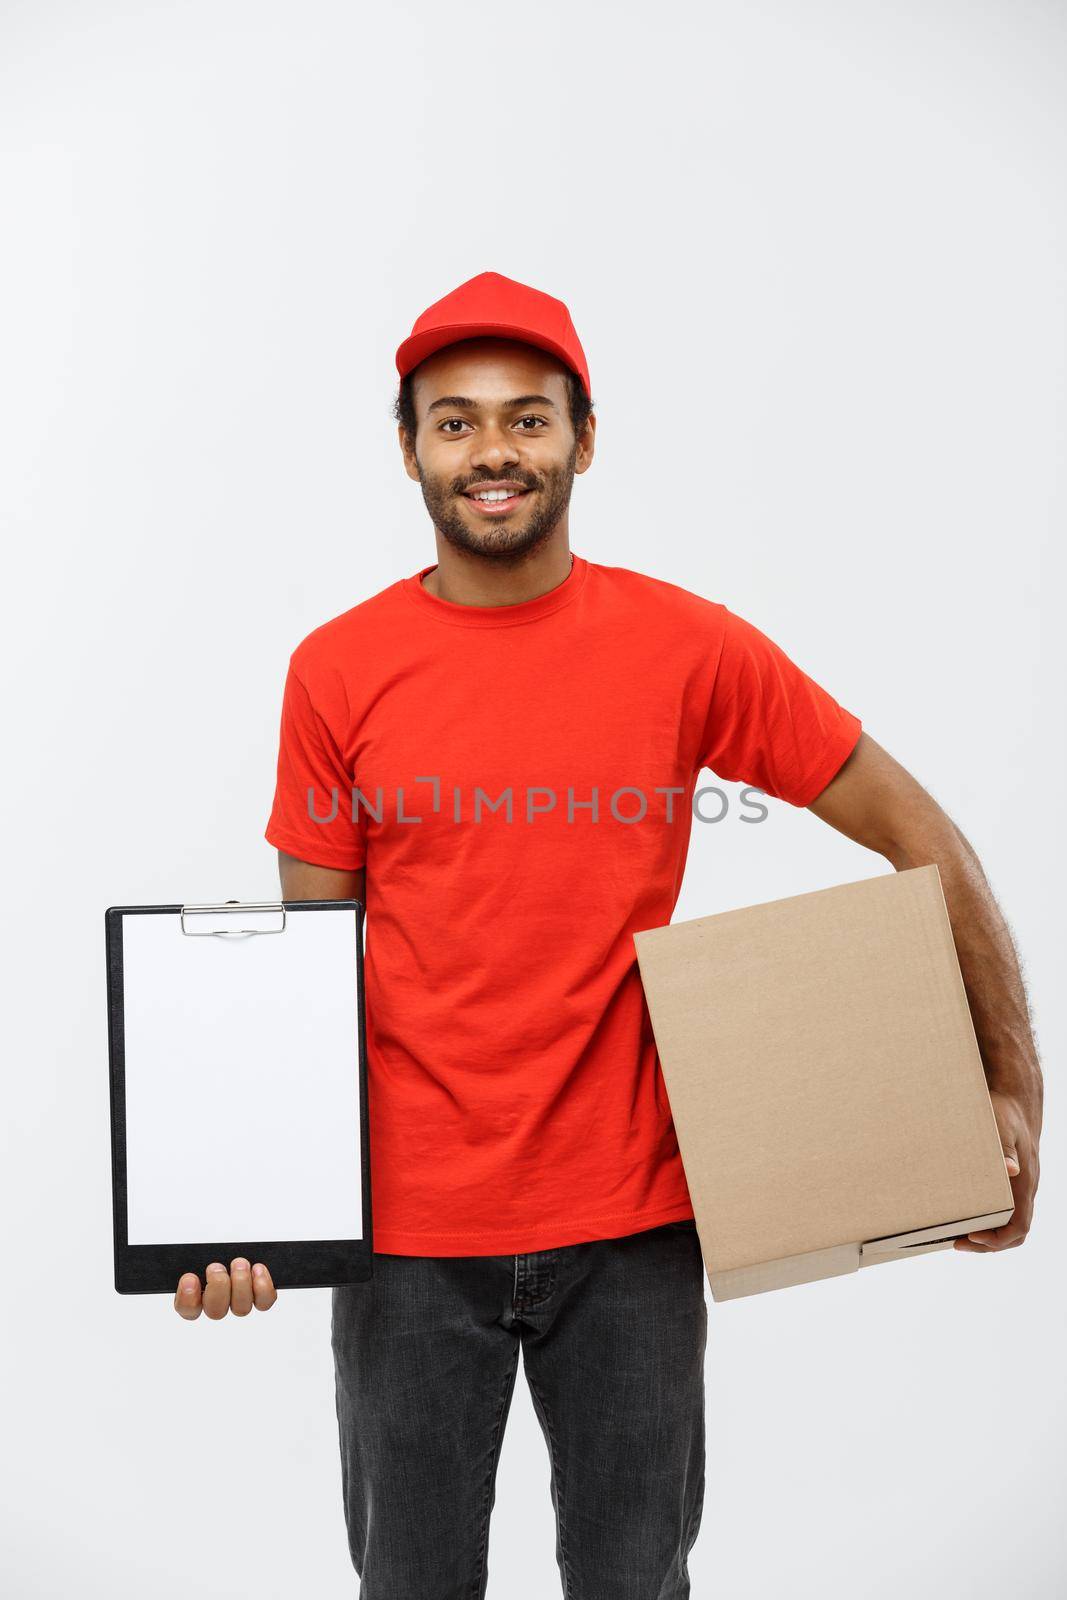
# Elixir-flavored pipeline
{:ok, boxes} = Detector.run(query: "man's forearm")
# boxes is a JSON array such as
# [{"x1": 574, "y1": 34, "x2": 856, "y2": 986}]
[{"x1": 886, "y1": 826, "x2": 1043, "y2": 1122}]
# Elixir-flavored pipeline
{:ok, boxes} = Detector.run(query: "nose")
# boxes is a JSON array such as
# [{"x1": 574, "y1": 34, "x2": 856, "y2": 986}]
[{"x1": 467, "y1": 418, "x2": 520, "y2": 475}]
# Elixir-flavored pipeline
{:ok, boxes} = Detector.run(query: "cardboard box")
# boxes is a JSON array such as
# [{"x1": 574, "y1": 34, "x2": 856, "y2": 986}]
[{"x1": 633, "y1": 866, "x2": 1014, "y2": 1301}]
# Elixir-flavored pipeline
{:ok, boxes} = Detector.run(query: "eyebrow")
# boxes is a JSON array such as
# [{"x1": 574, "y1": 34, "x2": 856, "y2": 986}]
[{"x1": 425, "y1": 393, "x2": 559, "y2": 415}]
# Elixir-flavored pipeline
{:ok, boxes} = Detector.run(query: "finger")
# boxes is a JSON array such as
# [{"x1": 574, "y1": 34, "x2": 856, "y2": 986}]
[
  {"x1": 175, "y1": 1272, "x2": 203, "y2": 1319},
  {"x1": 969, "y1": 1191, "x2": 1033, "y2": 1246},
  {"x1": 229, "y1": 1258, "x2": 254, "y2": 1317},
  {"x1": 202, "y1": 1262, "x2": 232, "y2": 1320},
  {"x1": 979, "y1": 1231, "x2": 1027, "y2": 1250},
  {"x1": 966, "y1": 1223, "x2": 1027, "y2": 1250},
  {"x1": 252, "y1": 1263, "x2": 277, "y2": 1311},
  {"x1": 1003, "y1": 1145, "x2": 1021, "y2": 1177}
]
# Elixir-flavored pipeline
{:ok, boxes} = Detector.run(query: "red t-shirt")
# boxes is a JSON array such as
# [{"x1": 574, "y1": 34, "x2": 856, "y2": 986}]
[{"x1": 265, "y1": 553, "x2": 861, "y2": 1256}]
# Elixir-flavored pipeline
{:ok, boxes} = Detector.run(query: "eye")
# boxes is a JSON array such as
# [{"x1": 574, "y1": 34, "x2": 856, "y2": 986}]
[{"x1": 436, "y1": 414, "x2": 548, "y2": 435}]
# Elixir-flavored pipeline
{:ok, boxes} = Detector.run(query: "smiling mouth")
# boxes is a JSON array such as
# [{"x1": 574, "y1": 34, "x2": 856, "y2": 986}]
[{"x1": 462, "y1": 488, "x2": 533, "y2": 514}]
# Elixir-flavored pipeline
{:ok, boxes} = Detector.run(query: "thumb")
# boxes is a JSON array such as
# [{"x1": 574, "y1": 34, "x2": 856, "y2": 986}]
[{"x1": 1003, "y1": 1142, "x2": 1021, "y2": 1177}]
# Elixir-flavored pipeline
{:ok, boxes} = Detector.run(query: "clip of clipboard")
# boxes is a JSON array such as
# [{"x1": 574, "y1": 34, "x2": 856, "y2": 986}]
[
  {"x1": 105, "y1": 898, "x2": 372, "y2": 1295},
  {"x1": 180, "y1": 900, "x2": 288, "y2": 936}
]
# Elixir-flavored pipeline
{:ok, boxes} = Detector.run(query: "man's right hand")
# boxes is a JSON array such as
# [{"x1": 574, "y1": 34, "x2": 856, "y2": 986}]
[{"x1": 174, "y1": 1259, "x2": 278, "y2": 1320}]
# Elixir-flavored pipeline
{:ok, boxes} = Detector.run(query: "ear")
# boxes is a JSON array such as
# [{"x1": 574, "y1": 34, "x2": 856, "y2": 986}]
[
  {"x1": 398, "y1": 423, "x2": 420, "y2": 482},
  {"x1": 575, "y1": 411, "x2": 596, "y2": 476}
]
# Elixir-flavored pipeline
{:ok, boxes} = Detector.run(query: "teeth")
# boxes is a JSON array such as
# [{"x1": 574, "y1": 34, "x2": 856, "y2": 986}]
[{"x1": 471, "y1": 488, "x2": 522, "y2": 501}]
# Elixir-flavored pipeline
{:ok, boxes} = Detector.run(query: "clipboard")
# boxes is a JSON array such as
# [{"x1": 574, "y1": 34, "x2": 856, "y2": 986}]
[{"x1": 105, "y1": 899, "x2": 372, "y2": 1294}]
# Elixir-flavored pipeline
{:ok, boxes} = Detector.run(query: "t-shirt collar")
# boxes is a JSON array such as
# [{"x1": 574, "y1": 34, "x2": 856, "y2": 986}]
[{"x1": 402, "y1": 552, "x2": 587, "y2": 628}]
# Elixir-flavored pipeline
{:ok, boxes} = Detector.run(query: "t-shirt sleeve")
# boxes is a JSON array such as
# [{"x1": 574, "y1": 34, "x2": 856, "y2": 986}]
[
  {"x1": 264, "y1": 660, "x2": 367, "y2": 870},
  {"x1": 697, "y1": 605, "x2": 862, "y2": 806}
]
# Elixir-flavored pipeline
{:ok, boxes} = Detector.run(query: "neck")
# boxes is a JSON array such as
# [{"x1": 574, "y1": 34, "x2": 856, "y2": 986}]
[{"x1": 422, "y1": 530, "x2": 574, "y2": 607}]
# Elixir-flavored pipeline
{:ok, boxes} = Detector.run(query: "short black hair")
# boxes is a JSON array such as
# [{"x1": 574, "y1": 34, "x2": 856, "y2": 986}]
[{"x1": 393, "y1": 364, "x2": 594, "y2": 443}]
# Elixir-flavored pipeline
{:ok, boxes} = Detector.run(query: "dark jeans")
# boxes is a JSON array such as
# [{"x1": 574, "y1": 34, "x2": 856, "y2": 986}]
[{"x1": 330, "y1": 1219, "x2": 708, "y2": 1599}]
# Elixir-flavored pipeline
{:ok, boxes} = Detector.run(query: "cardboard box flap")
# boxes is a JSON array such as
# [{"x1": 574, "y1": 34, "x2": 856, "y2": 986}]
[
  {"x1": 860, "y1": 1209, "x2": 1013, "y2": 1257},
  {"x1": 703, "y1": 1210, "x2": 1014, "y2": 1301}
]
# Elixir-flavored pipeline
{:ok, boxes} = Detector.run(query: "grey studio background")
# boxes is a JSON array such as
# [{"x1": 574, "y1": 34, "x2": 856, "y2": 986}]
[{"x1": 2, "y1": 3, "x2": 1064, "y2": 1595}]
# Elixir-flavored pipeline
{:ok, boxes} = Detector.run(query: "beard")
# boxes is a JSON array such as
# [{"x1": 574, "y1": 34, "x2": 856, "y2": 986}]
[{"x1": 415, "y1": 440, "x2": 578, "y2": 565}]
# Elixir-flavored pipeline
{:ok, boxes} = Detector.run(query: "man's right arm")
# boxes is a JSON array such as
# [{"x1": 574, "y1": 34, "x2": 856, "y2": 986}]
[{"x1": 277, "y1": 850, "x2": 365, "y2": 906}]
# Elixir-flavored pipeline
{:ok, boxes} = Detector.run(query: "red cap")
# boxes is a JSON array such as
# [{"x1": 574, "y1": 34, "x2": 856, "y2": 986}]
[{"x1": 395, "y1": 270, "x2": 591, "y2": 400}]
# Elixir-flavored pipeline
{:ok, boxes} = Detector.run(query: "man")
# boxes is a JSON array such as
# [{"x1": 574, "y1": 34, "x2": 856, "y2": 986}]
[{"x1": 174, "y1": 272, "x2": 1043, "y2": 1599}]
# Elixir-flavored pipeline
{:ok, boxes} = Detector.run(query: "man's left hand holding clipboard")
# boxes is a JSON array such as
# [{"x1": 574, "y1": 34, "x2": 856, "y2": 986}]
[{"x1": 174, "y1": 1258, "x2": 279, "y2": 1321}]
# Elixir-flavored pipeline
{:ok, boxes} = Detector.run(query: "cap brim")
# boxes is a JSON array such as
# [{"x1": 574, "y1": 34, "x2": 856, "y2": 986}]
[{"x1": 395, "y1": 321, "x2": 589, "y2": 397}]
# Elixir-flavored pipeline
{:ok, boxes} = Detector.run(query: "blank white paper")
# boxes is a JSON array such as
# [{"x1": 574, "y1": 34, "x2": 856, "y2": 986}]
[{"x1": 121, "y1": 906, "x2": 363, "y2": 1244}]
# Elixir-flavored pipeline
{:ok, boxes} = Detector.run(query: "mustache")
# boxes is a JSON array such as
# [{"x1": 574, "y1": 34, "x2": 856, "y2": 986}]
[{"x1": 453, "y1": 472, "x2": 540, "y2": 495}]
